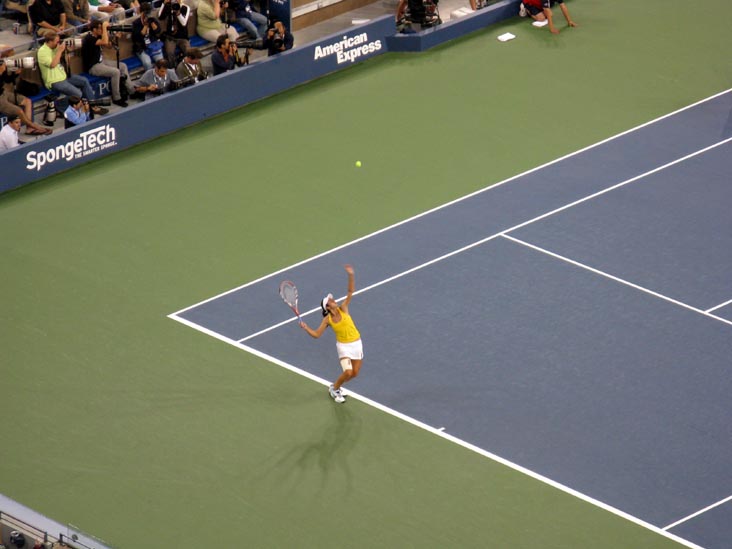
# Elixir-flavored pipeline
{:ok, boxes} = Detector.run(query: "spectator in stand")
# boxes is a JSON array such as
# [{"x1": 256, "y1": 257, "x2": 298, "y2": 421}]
[
  {"x1": 82, "y1": 19, "x2": 135, "y2": 107},
  {"x1": 30, "y1": 0, "x2": 75, "y2": 39},
  {"x1": 134, "y1": 58, "x2": 179, "y2": 99},
  {"x1": 230, "y1": 0, "x2": 266, "y2": 39},
  {"x1": 0, "y1": 114, "x2": 22, "y2": 152},
  {"x1": 0, "y1": 61, "x2": 53, "y2": 135},
  {"x1": 132, "y1": 2, "x2": 164, "y2": 70},
  {"x1": 111, "y1": 0, "x2": 139, "y2": 12},
  {"x1": 89, "y1": 0, "x2": 130, "y2": 20},
  {"x1": 211, "y1": 34, "x2": 242, "y2": 75},
  {"x1": 196, "y1": 0, "x2": 237, "y2": 45},
  {"x1": 37, "y1": 32, "x2": 108, "y2": 114},
  {"x1": 159, "y1": 0, "x2": 191, "y2": 67},
  {"x1": 519, "y1": 0, "x2": 576, "y2": 34},
  {"x1": 175, "y1": 47, "x2": 207, "y2": 81},
  {"x1": 63, "y1": 94, "x2": 91, "y2": 126},
  {"x1": 62, "y1": 0, "x2": 125, "y2": 27},
  {"x1": 262, "y1": 20, "x2": 293, "y2": 57},
  {"x1": 62, "y1": 0, "x2": 92, "y2": 27}
]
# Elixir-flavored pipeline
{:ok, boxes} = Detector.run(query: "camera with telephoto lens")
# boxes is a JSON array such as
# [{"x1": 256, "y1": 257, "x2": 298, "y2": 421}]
[
  {"x1": 10, "y1": 531, "x2": 26, "y2": 549},
  {"x1": 171, "y1": 1, "x2": 181, "y2": 11},
  {"x1": 83, "y1": 97, "x2": 112, "y2": 107},
  {"x1": 271, "y1": 31, "x2": 284, "y2": 49},
  {"x1": 170, "y1": 75, "x2": 195, "y2": 91},
  {"x1": 64, "y1": 37, "x2": 83, "y2": 49},
  {"x1": 236, "y1": 36, "x2": 263, "y2": 49},
  {"x1": 0, "y1": 56, "x2": 36, "y2": 70},
  {"x1": 108, "y1": 23, "x2": 134, "y2": 32}
]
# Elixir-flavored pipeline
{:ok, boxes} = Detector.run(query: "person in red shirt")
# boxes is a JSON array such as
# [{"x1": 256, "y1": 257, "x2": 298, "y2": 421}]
[{"x1": 520, "y1": 0, "x2": 576, "y2": 34}]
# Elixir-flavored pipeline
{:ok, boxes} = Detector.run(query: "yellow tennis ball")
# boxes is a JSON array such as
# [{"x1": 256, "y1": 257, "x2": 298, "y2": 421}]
[{"x1": 355, "y1": 161, "x2": 362, "y2": 167}]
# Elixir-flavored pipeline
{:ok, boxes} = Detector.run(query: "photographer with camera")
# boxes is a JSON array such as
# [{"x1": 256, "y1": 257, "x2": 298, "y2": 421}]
[
  {"x1": 262, "y1": 20, "x2": 292, "y2": 57},
  {"x1": 175, "y1": 47, "x2": 207, "y2": 81},
  {"x1": 132, "y1": 2, "x2": 164, "y2": 71},
  {"x1": 38, "y1": 31, "x2": 108, "y2": 115},
  {"x1": 196, "y1": 0, "x2": 238, "y2": 45},
  {"x1": 395, "y1": 0, "x2": 440, "y2": 29},
  {"x1": 134, "y1": 58, "x2": 180, "y2": 100},
  {"x1": 229, "y1": 0, "x2": 266, "y2": 39},
  {"x1": 0, "y1": 60, "x2": 53, "y2": 136},
  {"x1": 211, "y1": 34, "x2": 243, "y2": 75},
  {"x1": 62, "y1": 94, "x2": 92, "y2": 126},
  {"x1": 159, "y1": 0, "x2": 191, "y2": 66},
  {"x1": 82, "y1": 20, "x2": 135, "y2": 107}
]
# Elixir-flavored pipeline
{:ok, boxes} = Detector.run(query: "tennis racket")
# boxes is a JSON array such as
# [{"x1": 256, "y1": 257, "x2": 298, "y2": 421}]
[{"x1": 279, "y1": 280, "x2": 303, "y2": 324}]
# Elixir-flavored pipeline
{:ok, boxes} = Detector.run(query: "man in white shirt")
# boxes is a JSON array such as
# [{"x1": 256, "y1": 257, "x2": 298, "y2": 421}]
[{"x1": 0, "y1": 114, "x2": 22, "y2": 152}]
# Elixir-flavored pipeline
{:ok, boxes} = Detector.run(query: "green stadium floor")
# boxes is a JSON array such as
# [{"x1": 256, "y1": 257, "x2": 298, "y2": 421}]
[{"x1": 2, "y1": 1, "x2": 731, "y2": 546}]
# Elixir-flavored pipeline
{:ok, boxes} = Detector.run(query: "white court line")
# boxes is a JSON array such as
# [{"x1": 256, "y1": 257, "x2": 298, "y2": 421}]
[
  {"x1": 170, "y1": 88, "x2": 732, "y2": 318},
  {"x1": 235, "y1": 134, "x2": 732, "y2": 342},
  {"x1": 502, "y1": 234, "x2": 732, "y2": 328},
  {"x1": 664, "y1": 494, "x2": 732, "y2": 531},
  {"x1": 706, "y1": 298, "x2": 732, "y2": 314},
  {"x1": 237, "y1": 230, "x2": 506, "y2": 342},
  {"x1": 167, "y1": 312, "x2": 703, "y2": 549}
]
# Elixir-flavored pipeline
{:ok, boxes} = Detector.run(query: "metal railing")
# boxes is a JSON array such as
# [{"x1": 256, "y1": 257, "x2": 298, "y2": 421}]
[
  {"x1": 0, "y1": 510, "x2": 53, "y2": 544},
  {"x1": 0, "y1": 510, "x2": 115, "y2": 549}
]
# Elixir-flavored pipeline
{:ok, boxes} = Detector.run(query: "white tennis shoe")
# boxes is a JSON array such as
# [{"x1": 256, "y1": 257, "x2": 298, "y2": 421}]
[
  {"x1": 329, "y1": 384, "x2": 345, "y2": 403},
  {"x1": 518, "y1": 2, "x2": 527, "y2": 17}
]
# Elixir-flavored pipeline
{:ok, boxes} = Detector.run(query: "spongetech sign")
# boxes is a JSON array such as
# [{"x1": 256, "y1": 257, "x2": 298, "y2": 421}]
[{"x1": 26, "y1": 124, "x2": 118, "y2": 171}]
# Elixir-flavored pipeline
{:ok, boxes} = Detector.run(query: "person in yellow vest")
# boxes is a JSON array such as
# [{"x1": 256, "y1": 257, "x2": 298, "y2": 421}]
[{"x1": 300, "y1": 264, "x2": 363, "y2": 403}]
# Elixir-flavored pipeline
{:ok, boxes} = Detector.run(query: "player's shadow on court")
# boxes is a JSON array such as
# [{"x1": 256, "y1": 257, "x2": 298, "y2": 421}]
[{"x1": 258, "y1": 400, "x2": 362, "y2": 495}]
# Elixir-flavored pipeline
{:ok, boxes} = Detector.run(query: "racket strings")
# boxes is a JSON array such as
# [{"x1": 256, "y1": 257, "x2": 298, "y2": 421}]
[{"x1": 279, "y1": 282, "x2": 299, "y2": 308}]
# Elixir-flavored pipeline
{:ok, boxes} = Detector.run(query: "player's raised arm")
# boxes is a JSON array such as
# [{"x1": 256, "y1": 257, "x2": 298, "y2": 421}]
[
  {"x1": 301, "y1": 316, "x2": 328, "y2": 338},
  {"x1": 342, "y1": 264, "x2": 355, "y2": 309}
]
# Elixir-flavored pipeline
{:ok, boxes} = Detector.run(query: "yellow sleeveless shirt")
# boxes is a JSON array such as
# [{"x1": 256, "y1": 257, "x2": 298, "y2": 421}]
[{"x1": 328, "y1": 308, "x2": 361, "y2": 343}]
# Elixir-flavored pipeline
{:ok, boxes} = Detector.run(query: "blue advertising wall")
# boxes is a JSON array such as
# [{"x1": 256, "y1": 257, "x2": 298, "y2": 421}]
[
  {"x1": 0, "y1": 16, "x2": 394, "y2": 193},
  {"x1": 387, "y1": 0, "x2": 519, "y2": 52},
  {"x1": 1, "y1": 3, "x2": 521, "y2": 193}
]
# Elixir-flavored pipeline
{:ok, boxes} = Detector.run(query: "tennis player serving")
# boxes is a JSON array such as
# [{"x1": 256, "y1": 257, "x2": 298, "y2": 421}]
[{"x1": 300, "y1": 264, "x2": 363, "y2": 404}]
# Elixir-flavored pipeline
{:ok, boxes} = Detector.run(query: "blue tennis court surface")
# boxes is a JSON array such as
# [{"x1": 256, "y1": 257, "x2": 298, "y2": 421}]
[{"x1": 171, "y1": 90, "x2": 732, "y2": 549}]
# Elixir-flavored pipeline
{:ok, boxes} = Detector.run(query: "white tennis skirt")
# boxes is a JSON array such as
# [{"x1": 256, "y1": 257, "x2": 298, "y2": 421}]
[{"x1": 336, "y1": 339, "x2": 364, "y2": 360}]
